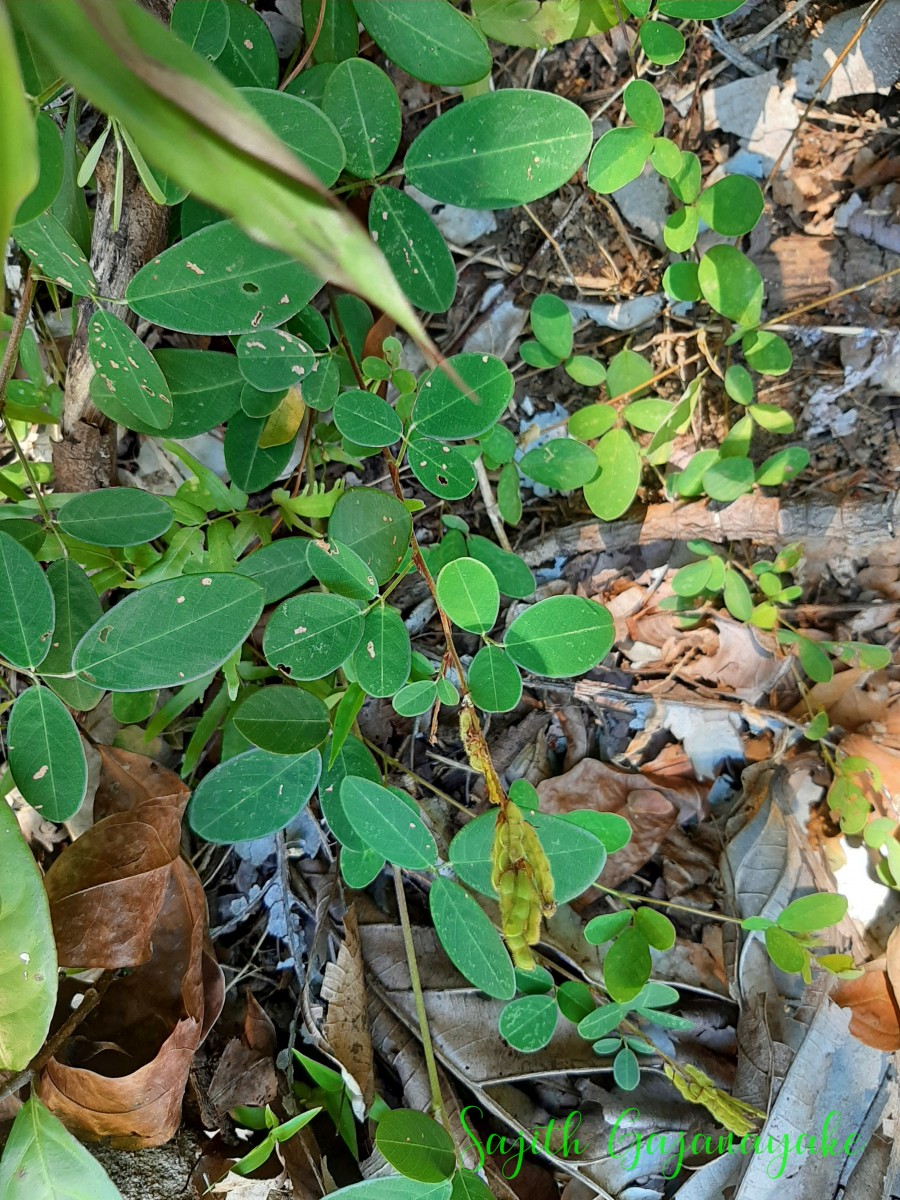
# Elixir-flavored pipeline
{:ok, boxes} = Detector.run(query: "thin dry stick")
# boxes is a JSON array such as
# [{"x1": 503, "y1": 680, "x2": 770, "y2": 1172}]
[
  {"x1": 280, "y1": 0, "x2": 328, "y2": 91},
  {"x1": 0, "y1": 970, "x2": 117, "y2": 1104},
  {"x1": 474, "y1": 456, "x2": 512, "y2": 553}
]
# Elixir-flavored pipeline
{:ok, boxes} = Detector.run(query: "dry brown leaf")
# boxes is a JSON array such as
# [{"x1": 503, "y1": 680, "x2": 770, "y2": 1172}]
[
  {"x1": 321, "y1": 907, "x2": 375, "y2": 1107},
  {"x1": 44, "y1": 748, "x2": 190, "y2": 968},
  {"x1": 208, "y1": 992, "x2": 279, "y2": 1118},
  {"x1": 672, "y1": 616, "x2": 787, "y2": 702},
  {"x1": 36, "y1": 750, "x2": 224, "y2": 1148},
  {"x1": 833, "y1": 965, "x2": 900, "y2": 1051},
  {"x1": 537, "y1": 758, "x2": 683, "y2": 886},
  {"x1": 790, "y1": 667, "x2": 895, "y2": 731}
]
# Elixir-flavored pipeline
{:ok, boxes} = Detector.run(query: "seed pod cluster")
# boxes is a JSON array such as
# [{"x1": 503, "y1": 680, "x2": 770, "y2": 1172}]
[
  {"x1": 459, "y1": 700, "x2": 505, "y2": 807},
  {"x1": 663, "y1": 1063, "x2": 762, "y2": 1136},
  {"x1": 490, "y1": 801, "x2": 556, "y2": 971}
]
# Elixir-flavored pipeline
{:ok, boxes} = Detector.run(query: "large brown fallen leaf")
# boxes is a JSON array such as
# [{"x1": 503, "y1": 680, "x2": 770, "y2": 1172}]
[
  {"x1": 36, "y1": 748, "x2": 224, "y2": 1148},
  {"x1": 834, "y1": 924, "x2": 900, "y2": 1051},
  {"x1": 537, "y1": 758, "x2": 686, "y2": 886},
  {"x1": 43, "y1": 748, "x2": 190, "y2": 968},
  {"x1": 321, "y1": 906, "x2": 375, "y2": 1108}
]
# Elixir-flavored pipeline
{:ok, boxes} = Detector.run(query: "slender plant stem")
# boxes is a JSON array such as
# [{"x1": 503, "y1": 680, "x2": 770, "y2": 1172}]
[
  {"x1": 392, "y1": 866, "x2": 448, "y2": 1126},
  {"x1": 0, "y1": 970, "x2": 117, "y2": 1104},
  {"x1": 598, "y1": 885, "x2": 743, "y2": 925}
]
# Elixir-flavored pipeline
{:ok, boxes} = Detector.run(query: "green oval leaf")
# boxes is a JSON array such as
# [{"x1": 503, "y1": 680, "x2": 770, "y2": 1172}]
[
  {"x1": 13, "y1": 211, "x2": 96, "y2": 297},
  {"x1": 505, "y1": 594, "x2": 613, "y2": 678},
  {"x1": 126, "y1": 220, "x2": 321, "y2": 336},
  {"x1": 190, "y1": 747, "x2": 321, "y2": 842},
  {"x1": 375, "y1": 1109, "x2": 457, "y2": 1184},
  {"x1": 530, "y1": 294, "x2": 572, "y2": 361},
  {"x1": 576, "y1": 1002, "x2": 626, "y2": 1041},
  {"x1": 0, "y1": 531, "x2": 54, "y2": 670},
  {"x1": 393, "y1": 679, "x2": 438, "y2": 718},
  {"x1": 604, "y1": 926, "x2": 651, "y2": 1003},
  {"x1": 147, "y1": 349, "x2": 244, "y2": 438},
  {"x1": 333, "y1": 389, "x2": 403, "y2": 448},
  {"x1": 742, "y1": 330, "x2": 792, "y2": 377},
  {"x1": 584, "y1": 910, "x2": 633, "y2": 945},
  {"x1": 764, "y1": 925, "x2": 807, "y2": 974},
  {"x1": 755, "y1": 446, "x2": 809, "y2": 487},
  {"x1": 414, "y1": 353, "x2": 513, "y2": 441},
  {"x1": 436, "y1": 557, "x2": 499, "y2": 634},
  {"x1": 583, "y1": 428, "x2": 641, "y2": 522},
  {"x1": 320, "y1": 1179, "x2": 451, "y2": 1200},
  {"x1": 702, "y1": 455, "x2": 755, "y2": 502},
  {"x1": 698, "y1": 244, "x2": 764, "y2": 326},
  {"x1": 587, "y1": 127, "x2": 653, "y2": 194},
  {"x1": 224, "y1": 409, "x2": 297, "y2": 492},
  {"x1": 264, "y1": 591, "x2": 364, "y2": 680},
  {"x1": 39, "y1": 561, "x2": 104, "y2": 712},
  {"x1": 239, "y1": 86, "x2": 346, "y2": 187},
  {"x1": 8, "y1": 685, "x2": 87, "y2": 822},
  {"x1": 663, "y1": 204, "x2": 699, "y2": 254},
  {"x1": 557, "y1": 980, "x2": 596, "y2": 1024},
  {"x1": 0, "y1": 805, "x2": 57, "y2": 1070},
  {"x1": 696, "y1": 174, "x2": 764, "y2": 237},
  {"x1": 233, "y1": 686, "x2": 330, "y2": 754},
  {"x1": 353, "y1": 0, "x2": 491, "y2": 86},
  {"x1": 235, "y1": 538, "x2": 313, "y2": 603},
  {"x1": 341, "y1": 846, "x2": 385, "y2": 888},
  {"x1": 663, "y1": 261, "x2": 701, "y2": 302},
  {"x1": 776, "y1": 892, "x2": 847, "y2": 933},
  {"x1": 352, "y1": 604, "x2": 412, "y2": 698},
  {"x1": 613, "y1": 1046, "x2": 640, "y2": 1090},
  {"x1": 340, "y1": 776, "x2": 437, "y2": 869},
  {"x1": 449, "y1": 810, "x2": 606, "y2": 905},
  {"x1": 639, "y1": 21, "x2": 685, "y2": 64},
  {"x1": 15, "y1": 112, "x2": 63, "y2": 226},
  {"x1": 0, "y1": 1098, "x2": 123, "y2": 1200},
  {"x1": 171, "y1": 0, "x2": 230, "y2": 60},
  {"x1": 369, "y1": 188, "x2": 456, "y2": 315},
  {"x1": 498, "y1": 993, "x2": 558, "y2": 1051},
  {"x1": 318, "y1": 735, "x2": 379, "y2": 850},
  {"x1": 519, "y1": 438, "x2": 598, "y2": 490},
  {"x1": 467, "y1": 645, "x2": 522, "y2": 713},
  {"x1": 323, "y1": 59, "x2": 400, "y2": 178},
  {"x1": 466, "y1": 535, "x2": 534, "y2": 600},
  {"x1": 74, "y1": 573, "x2": 263, "y2": 691},
  {"x1": 623, "y1": 79, "x2": 664, "y2": 133},
  {"x1": 430, "y1": 877, "x2": 515, "y2": 999},
  {"x1": 560, "y1": 810, "x2": 629, "y2": 854},
  {"x1": 307, "y1": 537, "x2": 378, "y2": 600},
  {"x1": 57, "y1": 488, "x2": 173, "y2": 547},
  {"x1": 405, "y1": 90, "x2": 592, "y2": 209},
  {"x1": 329, "y1": 488, "x2": 412, "y2": 585},
  {"x1": 634, "y1": 906, "x2": 676, "y2": 950}
]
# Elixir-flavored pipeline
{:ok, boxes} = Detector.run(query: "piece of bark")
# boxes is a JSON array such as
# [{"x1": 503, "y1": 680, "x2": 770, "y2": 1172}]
[
  {"x1": 523, "y1": 490, "x2": 900, "y2": 573},
  {"x1": 54, "y1": 31, "x2": 171, "y2": 492}
]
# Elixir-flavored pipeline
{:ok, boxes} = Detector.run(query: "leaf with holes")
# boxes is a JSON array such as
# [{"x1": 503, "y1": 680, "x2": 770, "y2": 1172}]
[
  {"x1": 323, "y1": 59, "x2": 400, "y2": 178},
  {"x1": 264, "y1": 592, "x2": 363, "y2": 680},
  {"x1": 236, "y1": 329, "x2": 316, "y2": 392},
  {"x1": 233, "y1": 686, "x2": 330, "y2": 754},
  {"x1": 7, "y1": 685, "x2": 87, "y2": 822},
  {"x1": 353, "y1": 0, "x2": 491, "y2": 86},
  {"x1": 340, "y1": 776, "x2": 436, "y2": 869},
  {"x1": 430, "y1": 878, "x2": 515, "y2": 999},
  {"x1": 333, "y1": 389, "x2": 402, "y2": 448},
  {"x1": 408, "y1": 434, "x2": 477, "y2": 501},
  {"x1": 505, "y1": 595, "x2": 613, "y2": 678},
  {"x1": 467, "y1": 645, "x2": 522, "y2": 713},
  {"x1": 329, "y1": 488, "x2": 412, "y2": 584},
  {"x1": 190, "y1": 748, "x2": 321, "y2": 842},
  {"x1": 13, "y1": 211, "x2": 96, "y2": 296},
  {"x1": 405, "y1": 90, "x2": 592, "y2": 209},
  {"x1": 87, "y1": 309, "x2": 173, "y2": 431},
  {"x1": 0, "y1": 531, "x2": 54, "y2": 670},
  {"x1": 352, "y1": 605, "x2": 411, "y2": 698},
  {"x1": 126, "y1": 221, "x2": 321, "y2": 336},
  {"x1": 436, "y1": 557, "x2": 499, "y2": 634},
  {"x1": 498, "y1": 994, "x2": 558, "y2": 1051},
  {"x1": 368, "y1": 187, "x2": 456, "y2": 314},
  {"x1": 307, "y1": 537, "x2": 378, "y2": 600},
  {"x1": 413, "y1": 354, "x2": 513, "y2": 440},
  {"x1": 57, "y1": 488, "x2": 173, "y2": 548},
  {"x1": 73, "y1": 573, "x2": 263, "y2": 691}
]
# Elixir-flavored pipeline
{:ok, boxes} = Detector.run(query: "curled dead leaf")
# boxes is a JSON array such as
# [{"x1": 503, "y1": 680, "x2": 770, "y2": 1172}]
[
  {"x1": 36, "y1": 750, "x2": 224, "y2": 1148},
  {"x1": 208, "y1": 992, "x2": 279, "y2": 1119}
]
